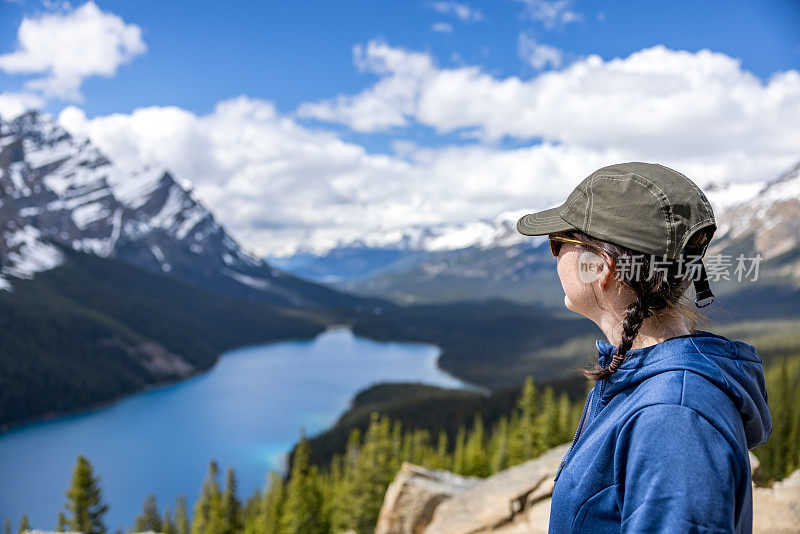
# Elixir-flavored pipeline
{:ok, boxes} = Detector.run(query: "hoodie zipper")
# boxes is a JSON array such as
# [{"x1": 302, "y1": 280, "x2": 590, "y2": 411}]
[{"x1": 555, "y1": 388, "x2": 594, "y2": 482}]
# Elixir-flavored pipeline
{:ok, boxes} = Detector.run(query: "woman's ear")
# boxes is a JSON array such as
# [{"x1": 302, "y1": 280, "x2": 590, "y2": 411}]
[{"x1": 597, "y1": 253, "x2": 616, "y2": 290}]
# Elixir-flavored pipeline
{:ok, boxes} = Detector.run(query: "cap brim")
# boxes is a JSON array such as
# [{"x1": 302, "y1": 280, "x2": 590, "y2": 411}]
[{"x1": 516, "y1": 206, "x2": 577, "y2": 236}]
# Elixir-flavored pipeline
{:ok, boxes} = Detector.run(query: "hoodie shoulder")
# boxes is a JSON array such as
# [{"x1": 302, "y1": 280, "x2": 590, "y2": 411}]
[{"x1": 602, "y1": 333, "x2": 772, "y2": 450}]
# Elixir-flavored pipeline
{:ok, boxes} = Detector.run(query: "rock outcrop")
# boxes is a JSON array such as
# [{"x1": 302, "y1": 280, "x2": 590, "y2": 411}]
[
  {"x1": 752, "y1": 469, "x2": 800, "y2": 534},
  {"x1": 375, "y1": 443, "x2": 568, "y2": 534},
  {"x1": 376, "y1": 443, "x2": 800, "y2": 533},
  {"x1": 374, "y1": 462, "x2": 483, "y2": 534}
]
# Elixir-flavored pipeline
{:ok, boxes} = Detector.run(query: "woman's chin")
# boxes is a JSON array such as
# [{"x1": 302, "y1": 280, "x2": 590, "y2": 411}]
[{"x1": 564, "y1": 296, "x2": 589, "y2": 318}]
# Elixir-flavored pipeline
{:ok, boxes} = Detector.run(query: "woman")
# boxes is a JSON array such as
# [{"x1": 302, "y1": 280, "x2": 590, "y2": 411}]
[{"x1": 516, "y1": 162, "x2": 772, "y2": 533}]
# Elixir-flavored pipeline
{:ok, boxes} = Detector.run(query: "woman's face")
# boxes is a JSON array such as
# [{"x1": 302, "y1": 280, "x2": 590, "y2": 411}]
[{"x1": 552, "y1": 234, "x2": 603, "y2": 320}]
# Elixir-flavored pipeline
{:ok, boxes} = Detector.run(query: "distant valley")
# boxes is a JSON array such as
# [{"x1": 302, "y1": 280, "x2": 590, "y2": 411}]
[{"x1": 268, "y1": 161, "x2": 800, "y2": 319}]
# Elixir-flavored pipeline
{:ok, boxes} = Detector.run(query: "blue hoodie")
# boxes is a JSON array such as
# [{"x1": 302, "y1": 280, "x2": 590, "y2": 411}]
[{"x1": 549, "y1": 330, "x2": 772, "y2": 533}]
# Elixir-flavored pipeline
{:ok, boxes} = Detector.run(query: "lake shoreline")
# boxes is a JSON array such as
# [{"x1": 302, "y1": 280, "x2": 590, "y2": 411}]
[
  {"x1": 0, "y1": 324, "x2": 483, "y2": 436},
  {"x1": 0, "y1": 330, "x2": 332, "y2": 436},
  {"x1": 0, "y1": 326, "x2": 472, "y2": 530}
]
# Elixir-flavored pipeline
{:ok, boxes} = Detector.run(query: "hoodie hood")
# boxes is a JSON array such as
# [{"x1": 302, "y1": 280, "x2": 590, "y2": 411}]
[{"x1": 595, "y1": 330, "x2": 772, "y2": 449}]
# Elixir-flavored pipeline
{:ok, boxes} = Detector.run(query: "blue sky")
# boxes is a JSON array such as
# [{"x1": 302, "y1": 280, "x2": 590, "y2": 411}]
[
  {"x1": 2, "y1": 0, "x2": 797, "y2": 119},
  {"x1": 1, "y1": 0, "x2": 799, "y2": 256}
]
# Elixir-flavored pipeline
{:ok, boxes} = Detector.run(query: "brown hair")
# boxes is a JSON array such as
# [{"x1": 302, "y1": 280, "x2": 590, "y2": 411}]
[{"x1": 554, "y1": 227, "x2": 714, "y2": 382}]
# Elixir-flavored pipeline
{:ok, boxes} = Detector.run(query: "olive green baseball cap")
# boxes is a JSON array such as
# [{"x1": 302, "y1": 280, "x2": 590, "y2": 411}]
[
  {"x1": 516, "y1": 162, "x2": 716, "y2": 259},
  {"x1": 516, "y1": 162, "x2": 717, "y2": 306}
]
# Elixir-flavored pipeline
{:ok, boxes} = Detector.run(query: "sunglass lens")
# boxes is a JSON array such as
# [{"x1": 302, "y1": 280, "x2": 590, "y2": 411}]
[{"x1": 549, "y1": 237, "x2": 561, "y2": 257}]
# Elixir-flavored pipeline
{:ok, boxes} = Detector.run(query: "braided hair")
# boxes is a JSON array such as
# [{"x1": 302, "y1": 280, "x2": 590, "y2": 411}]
[{"x1": 561, "y1": 228, "x2": 714, "y2": 382}]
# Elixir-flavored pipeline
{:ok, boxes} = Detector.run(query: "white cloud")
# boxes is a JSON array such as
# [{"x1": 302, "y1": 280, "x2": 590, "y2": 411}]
[
  {"x1": 51, "y1": 40, "x2": 800, "y2": 258},
  {"x1": 0, "y1": 1, "x2": 146, "y2": 100},
  {"x1": 58, "y1": 97, "x2": 634, "y2": 257},
  {"x1": 0, "y1": 91, "x2": 45, "y2": 120},
  {"x1": 518, "y1": 32, "x2": 562, "y2": 69},
  {"x1": 296, "y1": 40, "x2": 436, "y2": 132},
  {"x1": 514, "y1": 0, "x2": 582, "y2": 29},
  {"x1": 431, "y1": 22, "x2": 454, "y2": 34},
  {"x1": 427, "y1": 1, "x2": 483, "y2": 22},
  {"x1": 58, "y1": 92, "x2": 799, "y2": 258},
  {"x1": 296, "y1": 41, "x2": 800, "y2": 168}
]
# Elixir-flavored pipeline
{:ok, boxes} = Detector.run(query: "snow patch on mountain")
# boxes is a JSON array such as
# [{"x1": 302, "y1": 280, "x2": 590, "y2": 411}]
[
  {"x1": 704, "y1": 181, "x2": 769, "y2": 218},
  {"x1": 0, "y1": 110, "x2": 267, "y2": 292},
  {"x1": 224, "y1": 269, "x2": 272, "y2": 290},
  {"x1": 713, "y1": 161, "x2": 800, "y2": 241},
  {"x1": 2, "y1": 225, "x2": 64, "y2": 282}
]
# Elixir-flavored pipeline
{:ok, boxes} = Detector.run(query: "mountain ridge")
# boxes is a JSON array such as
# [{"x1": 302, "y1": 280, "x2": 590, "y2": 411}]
[
  {"x1": 288, "y1": 159, "x2": 800, "y2": 306},
  {"x1": 0, "y1": 109, "x2": 391, "y2": 311}
]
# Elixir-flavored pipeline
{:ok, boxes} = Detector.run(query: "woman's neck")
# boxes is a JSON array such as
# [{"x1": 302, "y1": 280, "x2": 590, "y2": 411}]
[{"x1": 599, "y1": 311, "x2": 691, "y2": 351}]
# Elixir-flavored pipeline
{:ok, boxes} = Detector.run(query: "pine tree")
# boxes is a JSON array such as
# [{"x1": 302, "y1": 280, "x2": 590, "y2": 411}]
[
  {"x1": 162, "y1": 508, "x2": 176, "y2": 534},
  {"x1": 433, "y1": 430, "x2": 449, "y2": 469},
  {"x1": 399, "y1": 431, "x2": 413, "y2": 464},
  {"x1": 240, "y1": 487, "x2": 262, "y2": 534},
  {"x1": 327, "y1": 429, "x2": 360, "y2": 533},
  {"x1": 62, "y1": 455, "x2": 108, "y2": 534},
  {"x1": 538, "y1": 386, "x2": 559, "y2": 449},
  {"x1": 221, "y1": 467, "x2": 242, "y2": 534},
  {"x1": 3, "y1": 517, "x2": 9, "y2": 534},
  {"x1": 488, "y1": 415, "x2": 509, "y2": 473},
  {"x1": 17, "y1": 515, "x2": 30, "y2": 534},
  {"x1": 278, "y1": 429, "x2": 325, "y2": 534},
  {"x1": 56, "y1": 511, "x2": 67, "y2": 532},
  {"x1": 508, "y1": 376, "x2": 542, "y2": 464},
  {"x1": 134, "y1": 494, "x2": 162, "y2": 533},
  {"x1": 774, "y1": 359, "x2": 793, "y2": 478},
  {"x1": 391, "y1": 420, "x2": 404, "y2": 461},
  {"x1": 174, "y1": 495, "x2": 190, "y2": 534},
  {"x1": 192, "y1": 460, "x2": 223, "y2": 534},
  {"x1": 409, "y1": 429, "x2": 432, "y2": 465},
  {"x1": 318, "y1": 455, "x2": 341, "y2": 533},
  {"x1": 348, "y1": 413, "x2": 398, "y2": 532},
  {"x1": 260, "y1": 471, "x2": 285, "y2": 534},
  {"x1": 464, "y1": 413, "x2": 489, "y2": 477},
  {"x1": 452, "y1": 424, "x2": 467, "y2": 473}
]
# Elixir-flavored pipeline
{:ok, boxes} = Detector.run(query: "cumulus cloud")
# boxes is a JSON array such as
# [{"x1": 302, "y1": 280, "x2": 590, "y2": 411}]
[
  {"x1": 52, "y1": 40, "x2": 800, "y2": 257},
  {"x1": 426, "y1": 1, "x2": 483, "y2": 22},
  {"x1": 58, "y1": 97, "x2": 632, "y2": 256},
  {"x1": 296, "y1": 40, "x2": 436, "y2": 132},
  {"x1": 296, "y1": 41, "x2": 800, "y2": 169},
  {"x1": 0, "y1": 91, "x2": 45, "y2": 120},
  {"x1": 518, "y1": 31, "x2": 563, "y2": 69},
  {"x1": 0, "y1": 1, "x2": 146, "y2": 100}
]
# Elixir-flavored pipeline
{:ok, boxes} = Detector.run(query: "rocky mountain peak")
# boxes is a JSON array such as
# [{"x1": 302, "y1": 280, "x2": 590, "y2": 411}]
[{"x1": 0, "y1": 110, "x2": 264, "y2": 291}]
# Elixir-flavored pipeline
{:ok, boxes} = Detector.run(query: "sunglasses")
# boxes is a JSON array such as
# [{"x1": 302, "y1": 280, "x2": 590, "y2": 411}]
[{"x1": 548, "y1": 235, "x2": 586, "y2": 257}]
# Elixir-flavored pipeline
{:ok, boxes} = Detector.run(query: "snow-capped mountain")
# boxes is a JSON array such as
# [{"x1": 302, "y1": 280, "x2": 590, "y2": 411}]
[
  {"x1": 270, "y1": 210, "x2": 538, "y2": 260},
  {"x1": 284, "y1": 159, "x2": 800, "y2": 306},
  {"x1": 0, "y1": 110, "x2": 379, "y2": 309},
  {"x1": 709, "y1": 160, "x2": 800, "y2": 278},
  {"x1": 265, "y1": 213, "x2": 544, "y2": 287}
]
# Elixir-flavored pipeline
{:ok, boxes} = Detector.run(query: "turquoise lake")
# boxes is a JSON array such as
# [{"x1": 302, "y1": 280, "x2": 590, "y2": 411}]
[{"x1": 0, "y1": 326, "x2": 475, "y2": 531}]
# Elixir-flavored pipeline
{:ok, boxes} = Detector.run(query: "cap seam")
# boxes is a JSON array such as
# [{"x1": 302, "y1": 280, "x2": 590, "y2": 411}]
[
  {"x1": 629, "y1": 173, "x2": 675, "y2": 257},
  {"x1": 591, "y1": 174, "x2": 673, "y2": 255},
  {"x1": 653, "y1": 162, "x2": 715, "y2": 217},
  {"x1": 558, "y1": 192, "x2": 589, "y2": 227},
  {"x1": 524, "y1": 213, "x2": 567, "y2": 222},
  {"x1": 587, "y1": 174, "x2": 598, "y2": 232}
]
